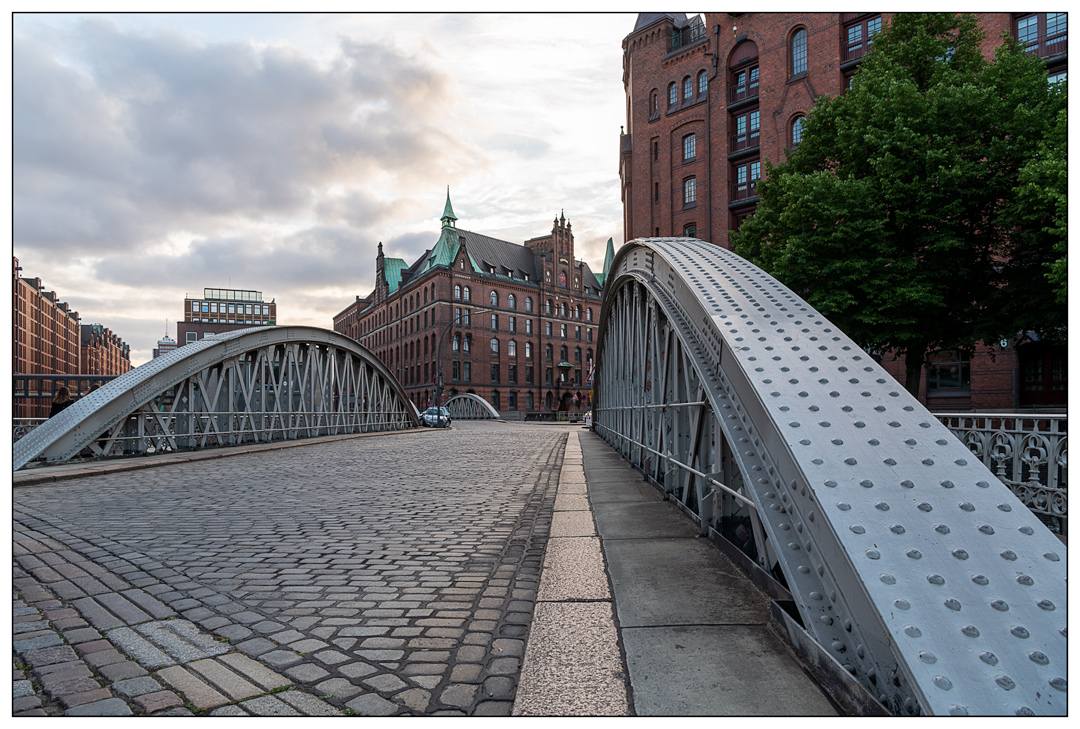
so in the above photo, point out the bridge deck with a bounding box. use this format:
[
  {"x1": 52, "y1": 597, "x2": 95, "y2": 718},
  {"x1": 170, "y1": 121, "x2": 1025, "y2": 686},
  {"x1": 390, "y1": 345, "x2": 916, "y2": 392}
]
[{"x1": 13, "y1": 422, "x2": 858, "y2": 717}]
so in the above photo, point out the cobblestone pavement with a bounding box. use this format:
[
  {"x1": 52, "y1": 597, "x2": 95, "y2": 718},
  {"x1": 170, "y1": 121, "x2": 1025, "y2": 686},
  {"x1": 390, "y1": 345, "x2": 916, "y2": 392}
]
[{"x1": 13, "y1": 422, "x2": 567, "y2": 716}]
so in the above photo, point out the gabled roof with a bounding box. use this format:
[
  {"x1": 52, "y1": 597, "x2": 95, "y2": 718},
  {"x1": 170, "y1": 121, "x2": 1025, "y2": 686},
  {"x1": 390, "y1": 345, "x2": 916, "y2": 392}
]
[
  {"x1": 383, "y1": 258, "x2": 408, "y2": 294},
  {"x1": 459, "y1": 229, "x2": 537, "y2": 280},
  {"x1": 633, "y1": 12, "x2": 688, "y2": 33}
]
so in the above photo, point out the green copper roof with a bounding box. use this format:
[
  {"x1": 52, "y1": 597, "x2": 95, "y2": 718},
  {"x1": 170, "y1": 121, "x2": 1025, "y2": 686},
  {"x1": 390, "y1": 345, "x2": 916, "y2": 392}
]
[
  {"x1": 383, "y1": 258, "x2": 408, "y2": 293},
  {"x1": 601, "y1": 238, "x2": 616, "y2": 283},
  {"x1": 441, "y1": 187, "x2": 457, "y2": 225}
]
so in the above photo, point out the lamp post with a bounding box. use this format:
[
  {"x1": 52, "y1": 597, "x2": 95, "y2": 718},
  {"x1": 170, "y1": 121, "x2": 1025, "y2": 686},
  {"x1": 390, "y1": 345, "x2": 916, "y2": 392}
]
[{"x1": 433, "y1": 311, "x2": 465, "y2": 428}]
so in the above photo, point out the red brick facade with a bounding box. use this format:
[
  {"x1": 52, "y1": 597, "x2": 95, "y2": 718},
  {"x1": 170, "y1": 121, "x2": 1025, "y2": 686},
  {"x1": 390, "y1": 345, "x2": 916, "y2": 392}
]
[
  {"x1": 80, "y1": 324, "x2": 133, "y2": 377},
  {"x1": 334, "y1": 205, "x2": 605, "y2": 417},
  {"x1": 621, "y1": 13, "x2": 1066, "y2": 411},
  {"x1": 178, "y1": 288, "x2": 277, "y2": 346}
]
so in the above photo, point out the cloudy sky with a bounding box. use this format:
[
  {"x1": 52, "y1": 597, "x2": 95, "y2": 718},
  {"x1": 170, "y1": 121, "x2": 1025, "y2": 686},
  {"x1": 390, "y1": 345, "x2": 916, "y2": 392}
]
[{"x1": 12, "y1": 12, "x2": 641, "y2": 365}]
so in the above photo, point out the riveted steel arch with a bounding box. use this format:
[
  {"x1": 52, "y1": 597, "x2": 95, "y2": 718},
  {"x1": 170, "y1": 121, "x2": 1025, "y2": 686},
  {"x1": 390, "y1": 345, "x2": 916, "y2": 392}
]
[
  {"x1": 594, "y1": 238, "x2": 1066, "y2": 716},
  {"x1": 14, "y1": 326, "x2": 420, "y2": 471},
  {"x1": 444, "y1": 393, "x2": 500, "y2": 420}
]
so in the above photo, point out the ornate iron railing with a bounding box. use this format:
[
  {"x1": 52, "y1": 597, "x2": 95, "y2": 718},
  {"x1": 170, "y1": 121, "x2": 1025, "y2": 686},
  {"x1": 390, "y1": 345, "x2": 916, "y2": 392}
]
[{"x1": 935, "y1": 413, "x2": 1067, "y2": 536}]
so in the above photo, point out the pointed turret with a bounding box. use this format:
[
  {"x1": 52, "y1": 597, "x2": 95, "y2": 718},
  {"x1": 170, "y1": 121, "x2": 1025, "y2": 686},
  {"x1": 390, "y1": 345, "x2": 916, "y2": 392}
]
[
  {"x1": 441, "y1": 187, "x2": 457, "y2": 228},
  {"x1": 600, "y1": 237, "x2": 616, "y2": 287}
]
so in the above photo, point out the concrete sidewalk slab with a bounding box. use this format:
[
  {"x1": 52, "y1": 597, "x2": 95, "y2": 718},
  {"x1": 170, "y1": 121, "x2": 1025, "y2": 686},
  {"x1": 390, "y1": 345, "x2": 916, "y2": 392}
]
[
  {"x1": 592, "y1": 500, "x2": 699, "y2": 539},
  {"x1": 604, "y1": 538, "x2": 771, "y2": 628},
  {"x1": 622, "y1": 624, "x2": 837, "y2": 716},
  {"x1": 584, "y1": 474, "x2": 662, "y2": 503}
]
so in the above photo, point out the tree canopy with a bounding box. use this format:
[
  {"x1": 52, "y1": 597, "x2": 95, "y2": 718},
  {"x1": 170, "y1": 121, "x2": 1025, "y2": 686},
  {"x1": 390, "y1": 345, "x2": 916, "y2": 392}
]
[{"x1": 732, "y1": 13, "x2": 1067, "y2": 395}]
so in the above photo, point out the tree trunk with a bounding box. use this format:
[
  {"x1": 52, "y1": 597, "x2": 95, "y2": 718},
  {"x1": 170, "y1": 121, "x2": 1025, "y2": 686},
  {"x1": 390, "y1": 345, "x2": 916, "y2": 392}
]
[{"x1": 904, "y1": 344, "x2": 926, "y2": 398}]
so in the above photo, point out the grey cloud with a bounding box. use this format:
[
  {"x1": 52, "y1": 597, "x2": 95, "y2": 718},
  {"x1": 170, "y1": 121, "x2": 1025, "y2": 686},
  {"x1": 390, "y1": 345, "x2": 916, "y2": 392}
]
[{"x1": 14, "y1": 18, "x2": 477, "y2": 256}]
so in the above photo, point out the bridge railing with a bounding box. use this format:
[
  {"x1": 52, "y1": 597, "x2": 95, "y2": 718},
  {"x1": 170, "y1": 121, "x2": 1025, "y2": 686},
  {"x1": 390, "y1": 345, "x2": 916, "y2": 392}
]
[{"x1": 934, "y1": 412, "x2": 1067, "y2": 537}]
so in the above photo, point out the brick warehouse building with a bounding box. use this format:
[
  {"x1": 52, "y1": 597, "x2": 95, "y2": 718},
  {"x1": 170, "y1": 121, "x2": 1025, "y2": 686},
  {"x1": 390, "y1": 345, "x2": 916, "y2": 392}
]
[
  {"x1": 80, "y1": 324, "x2": 133, "y2": 377},
  {"x1": 620, "y1": 12, "x2": 1066, "y2": 410},
  {"x1": 334, "y1": 193, "x2": 611, "y2": 417}
]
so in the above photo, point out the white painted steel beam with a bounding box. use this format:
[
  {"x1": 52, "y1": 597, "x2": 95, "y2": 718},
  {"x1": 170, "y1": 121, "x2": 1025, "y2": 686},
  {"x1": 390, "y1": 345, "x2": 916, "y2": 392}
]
[
  {"x1": 593, "y1": 238, "x2": 1066, "y2": 716},
  {"x1": 14, "y1": 326, "x2": 419, "y2": 471},
  {"x1": 444, "y1": 393, "x2": 500, "y2": 420}
]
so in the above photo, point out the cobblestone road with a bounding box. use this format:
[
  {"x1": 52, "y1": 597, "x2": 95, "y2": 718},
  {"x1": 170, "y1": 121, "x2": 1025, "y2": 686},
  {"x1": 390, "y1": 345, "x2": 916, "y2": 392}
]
[{"x1": 13, "y1": 422, "x2": 567, "y2": 716}]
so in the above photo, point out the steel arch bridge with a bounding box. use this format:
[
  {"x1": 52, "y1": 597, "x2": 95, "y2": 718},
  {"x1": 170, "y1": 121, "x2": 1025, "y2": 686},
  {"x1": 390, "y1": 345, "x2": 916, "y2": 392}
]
[
  {"x1": 593, "y1": 238, "x2": 1066, "y2": 717},
  {"x1": 14, "y1": 326, "x2": 419, "y2": 471},
  {"x1": 444, "y1": 393, "x2": 500, "y2": 420}
]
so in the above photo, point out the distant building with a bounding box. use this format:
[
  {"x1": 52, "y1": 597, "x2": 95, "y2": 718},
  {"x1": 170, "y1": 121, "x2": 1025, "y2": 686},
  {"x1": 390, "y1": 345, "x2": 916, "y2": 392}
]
[
  {"x1": 80, "y1": 324, "x2": 132, "y2": 377},
  {"x1": 334, "y1": 193, "x2": 612, "y2": 417},
  {"x1": 178, "y1": 288, "x2": 277, "y2": 346},
  {"x1": 619, "y1": 12, "x2": 1066, "y2": 410},
  {"x1": 153, "y1": 327, "x2": 178, "y2": 359},
  {"x1": 13, "y1": 256, "x2": 81, "y2": 377}
]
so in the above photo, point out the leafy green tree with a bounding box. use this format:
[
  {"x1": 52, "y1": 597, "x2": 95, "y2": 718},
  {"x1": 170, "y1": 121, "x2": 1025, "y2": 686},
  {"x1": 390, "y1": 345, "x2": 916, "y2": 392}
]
[{"x1": 733, "y1": 13, "x2": 1067, "y2": 395}]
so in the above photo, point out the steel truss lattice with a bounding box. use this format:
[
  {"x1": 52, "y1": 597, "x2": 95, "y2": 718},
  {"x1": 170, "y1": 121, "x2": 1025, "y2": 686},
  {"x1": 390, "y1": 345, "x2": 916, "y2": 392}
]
[
  {"x1": 14, "y1": 326, "x2": 419, "y2": 471},
  {"x1": 594, "y1": 238, "x2": 1066, "y2": 716},
  {"x1": 444, "y1": 393, "x2": 500, "y2": 420}
]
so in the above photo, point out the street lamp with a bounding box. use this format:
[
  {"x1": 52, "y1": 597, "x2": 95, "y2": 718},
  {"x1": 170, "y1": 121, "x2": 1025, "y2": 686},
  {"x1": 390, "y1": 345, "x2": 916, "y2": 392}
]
[{"x1": 432, "y1": 311, "x2": 466, "y2": 428}]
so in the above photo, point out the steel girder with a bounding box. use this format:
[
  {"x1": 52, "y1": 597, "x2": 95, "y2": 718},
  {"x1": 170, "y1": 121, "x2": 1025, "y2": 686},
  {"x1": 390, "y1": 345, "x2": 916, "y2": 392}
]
[
  {"x1": 444, "y1": 393, "x2": 500, "y2": 420},
  {"x1": 14, "y1": 326, "x2": 420, "y2": 471},
  {"x1": 593, "y1": 238, "x2": 1066, "y2": 716}
]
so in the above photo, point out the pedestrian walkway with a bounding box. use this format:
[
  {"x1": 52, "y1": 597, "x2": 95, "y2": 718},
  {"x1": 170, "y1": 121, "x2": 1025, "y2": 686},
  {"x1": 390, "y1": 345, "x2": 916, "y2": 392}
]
[{"x1": 515, "y1": 428, "x2": 840, "y2": 716}]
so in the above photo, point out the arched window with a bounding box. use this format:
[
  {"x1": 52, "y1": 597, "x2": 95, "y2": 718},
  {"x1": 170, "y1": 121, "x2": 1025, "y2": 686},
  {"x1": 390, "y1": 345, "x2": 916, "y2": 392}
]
[
  {"x1": 791, "y1": 28, "x2": 807, "y2": 76},
  {"x1": 453, "y1": 333, "x2": 460, "y2": 353},
  {"x1": 509, "y1": 340, "x2": 517, "y2": 357},
  {"x1": 454, "y1": 285, "x2": 461, "y2": 300},
  {"x1": 508, "y1": 294, "x2": 516, "y2": 310},
  {"x1": 650, "y1": 90, "x2": 658, "y2": 115},
  {"x1": 683, "y1": 133, "x2": 696, "y2": 161},
  {"x1": 587, "y1": 308, "x2": 593, "y2": 322},
  {"x1": 490, "y1": 291, "x2": 498, "y2": 307},
  {"x1": 791, "y1": 115, "x2": 806, "y2": 147},
  {"x1": 490, "y1": 338, "x2": 499, "y2": 354},
  {"x1": 684, "y1": 177, "x2": 697, "y2": 205},
  {"x1": 668, "y1": 82, "x2": 678, "y2": 106},
  {"x1": 525, "y1": 342, "x2": 532, "y2": 359},
  {"x1": 560, "y1": 345, "x2": 568, "y2": 361},
  {"x1": 682, "y1": 75, "x2": 693, "y2": 100},
  {"x1": 525, "y1": 297, "x2": 533, "y2": 313},
  {"x1": 575, "y1": 305, "x2": 581, "y2": 319},
  {"x1": 545, "y1": 344, "x2": 553, "y2": 361},
  {"x1": 431, "y1": 283, "x2": 436, "y2": 300},
  {"x1": 463, "y1": 287, "x2": 471, "y2": 301},
  {"x1": 587, "y1": 348, "x2": 593, "y2": 364},
  {"x1": 574, "y1": 347, "x2": 581, "y2": 364},
  {"x1": 558, "y1": 302, "x2": 565, "y2": 317},
  {"x1": 545, "y1": 299, "x2": 552, "y2": 315},
  {"x1": 698, "y1": 70, "x2": 708, "y2": 95},
  {"x1": 464, "y1": 335, "x2": 471, "y2": 353}
]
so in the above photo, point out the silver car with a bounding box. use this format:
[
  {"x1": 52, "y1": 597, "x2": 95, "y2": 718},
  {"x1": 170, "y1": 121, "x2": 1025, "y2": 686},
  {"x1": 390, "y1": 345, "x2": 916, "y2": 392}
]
[{"x1": 421, "y1": 407, "x2": 451, "y2": 427}]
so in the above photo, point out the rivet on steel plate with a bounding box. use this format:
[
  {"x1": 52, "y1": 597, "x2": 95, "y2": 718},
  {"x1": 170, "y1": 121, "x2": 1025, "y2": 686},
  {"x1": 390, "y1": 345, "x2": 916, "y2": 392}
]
[
  {"x1": 1019, "y1": 525, "x2": 1035, "y2": 535},
  {"x1": 979, "y1": 525, "x2": 995, "y2": 535},
  {"x1": 900, "y1": 480, "x2": 915, "y2": 488},
  {"x1": 861, "y1": 480, "x2": 875, "y2": 488},
  {"x1": 1016, "y1": 575, "x2": 1034, "y2": 586},
  {"x1": 906, "y1": 549, "x2": 922, "y2": 559},
  {"x1": 880, "y1": 574, "x2": 896, "y2": 584},
  {"x1": 944, "y1": 599, "x2": 962, "y2": 611},
  {"x1": 961, "y1": 625, "x2": 980, "y2": 638},
  {"x1": 959, "y1": 502, "x2": 976, "y2": 512},
  {"x1": 1029, "y1": 651, "x2": 1049, "y2": 665},
  {"x1": 895, "y1": 599, "x2": 911, "y2": 610},
  {"x1": 831, "y1": 438, "x2": 843, "y2": 445},
  {"x1": 1049, "y1": 677, "x2": 1066, "y2": 692},
  {"x1": 940, "y1": 480, "x2": 955, "y2": 488},
  {"x1": 980, "y1": 651, "x2": 999, "y2": 665},
  {"x1": 995, "y1": 675, "x2": 1016, "y2": 691},
  {"x1": 1043, "y1": 551, "x2": 1060, "y2": 561},
  {"x1": 971, "y1": 575, "x2": 989, "y2": 585},
  {"x1": 866, "y1": 549, "x2": 880, "y2": 559},
  {"x1": 928, "y1": 574, "x2": 945, "y2": 585},
  {"x1": 997, "y1": 503, "x2": 1012, "y2": 512},
  {"x1": 824, "y1": 480, "x2": 837, "y2": 488},
  {"x1": 936, "y1": 525, "x2": 951, "y2": 534},
  {"x1": 1001, "y1": 550, "x2": 1018, "y2": 560},
  {"x1": 1010, "y1": 626, "x2": 1030, "y2": 639},
  {"x1": 890, "y1": 524, "x2": 906, "y2": 534},
  {"x1": 904, "y1": 625, "x2": 921, "y2": 638},
  {"x1": 831, "y1": 641, "x2": 846, "y2": 653},
  {"x1": 854, "y1": 421, "x2": 866, "y2": 428},
  {"x1": 991, "y1": 599, "x2": 1009, "y2": 612},
  {"x1": 917, "y1": 502, "x2": 933, "y2": 512},
  {"x1": 1016, "y1": 706, "x2": 1036, "y2": 716},
  {"x1": 922, "y1": 458, "x2": 935, "y2": 466},
  {"x1": 838, "y1": 502, "x2": 851, "y2": 511},
  {"x1": 868, "y1": 438, "x2": 880, "y2": 445},
  {"x1": 876, "y1": 502, "x2": 890, "y2": 511},
  {"x1": 976, "y1": 480, "x2": 990, "y2": 488},
  {"x1": 850, "y1": 525, "x2": 865, "y2": 533},
  {"x1": 948, "y1": 706, "x2": 969, "y2": 716},
  {"x1": 933, "y1": 676, "x2": 953, "y2": 690},
  {"x1": 883, "y1": 458, "x2": 897, "y2": 465},
  {"x1": 845, "y1": 458, "x2": 858, "y2": 465}
]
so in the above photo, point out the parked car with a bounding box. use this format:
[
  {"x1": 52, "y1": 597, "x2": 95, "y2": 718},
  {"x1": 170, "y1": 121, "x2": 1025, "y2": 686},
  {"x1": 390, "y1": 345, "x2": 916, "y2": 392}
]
[{"x1": 421, "y1": 407, "x2": 452, "y2": 427}]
